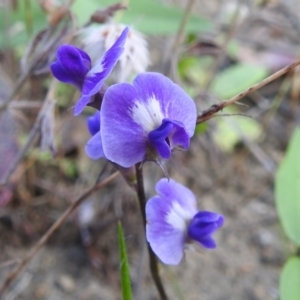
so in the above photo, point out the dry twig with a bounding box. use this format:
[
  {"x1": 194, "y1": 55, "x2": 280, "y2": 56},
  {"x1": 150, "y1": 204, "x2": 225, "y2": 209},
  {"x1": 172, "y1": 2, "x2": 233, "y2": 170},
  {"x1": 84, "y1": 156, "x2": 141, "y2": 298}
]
[
  {"x1": 196, "y1": 60, "x2": 300, "y2": 124},
  {"x1": 0, "y1": 80, "x2": 58, "y2": 186},
  {"x1": 0, "y1": 171, "x2": 120, "y2": 298}
]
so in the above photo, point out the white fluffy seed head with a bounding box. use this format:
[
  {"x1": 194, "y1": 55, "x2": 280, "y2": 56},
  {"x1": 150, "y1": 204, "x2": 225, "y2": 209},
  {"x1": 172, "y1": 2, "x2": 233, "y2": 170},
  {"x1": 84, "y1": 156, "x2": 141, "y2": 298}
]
[{"x1": 79, "y1": 22, "x2": 150, "y2": 82}]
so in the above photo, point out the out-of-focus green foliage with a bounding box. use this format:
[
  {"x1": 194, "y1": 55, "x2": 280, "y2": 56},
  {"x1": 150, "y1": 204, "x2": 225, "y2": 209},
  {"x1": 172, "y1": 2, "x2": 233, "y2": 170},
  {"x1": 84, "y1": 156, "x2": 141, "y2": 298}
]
[
  {"x1": 195, "y1": 123, "x2": 208, "y2": 135},
  {"x1": 0, "y1": 0, "x2": 47, "y2": 48},
  {"x1": 1, "y1": 0, "x2": 212, "y2": 49},
  {"x1": 178, "y1": 56, "x2": 215, "y2": 89},
  {"x1": 275, "y1": 127, "x2": 300, "y2": 246},
  {"x1": 211, "y1": 63, "x2": 268, "y2": 99},
  {"x1": 55, "y1": 82, "x2": 76, "y2": 108},
  {"x1": 225, "y1": 40, "x2": 240, "y2": 58},
  {"x1": 72, "y1": 0, "x2": 212, "y2": 34},
  {"x1": 117, "y1": 222, "x2": 132, "y2": 300},
  {"x1": 28, "y1": 148, "x2": 52, "y2": 162},
  {"x1": 212, "y1": 107, "x2": 262, "y2": 153},
  {"x1": 60, "y1": 158, "x2": 78, "y2": 178},
  {"x1": 280, "y1": 257, "x2": 300, "y2": 300}
]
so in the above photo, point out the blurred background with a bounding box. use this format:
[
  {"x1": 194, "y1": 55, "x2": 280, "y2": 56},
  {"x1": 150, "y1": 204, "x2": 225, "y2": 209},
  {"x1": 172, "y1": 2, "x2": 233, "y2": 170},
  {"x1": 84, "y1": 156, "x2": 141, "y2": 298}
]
[{"x1": 0, "y1": 0, "x2": 300, "y2": 299}]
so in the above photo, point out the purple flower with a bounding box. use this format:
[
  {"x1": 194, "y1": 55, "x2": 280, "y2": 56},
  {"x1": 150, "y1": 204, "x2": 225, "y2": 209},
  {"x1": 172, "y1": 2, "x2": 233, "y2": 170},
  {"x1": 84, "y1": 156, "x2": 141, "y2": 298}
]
[
  {"x1": 50, "y1": 27, "x2": 129, "y2": 116},
  {"x1": 85, "y1": 111, "x2": 104, "y2": 160},
  {"x1": 97, "y1": 72, "x2": 197, "y2": 167},
  {"x1": 146, "y1": 178, "x2": 224, "y2": 265}
]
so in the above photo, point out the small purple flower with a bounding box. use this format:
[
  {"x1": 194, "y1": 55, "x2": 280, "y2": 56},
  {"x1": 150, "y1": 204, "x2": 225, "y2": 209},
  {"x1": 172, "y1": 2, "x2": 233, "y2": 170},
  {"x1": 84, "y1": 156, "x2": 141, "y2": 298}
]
[
  {"x1": 85, "y1": 111, "x2": 104, "y2": 160},
  {"x1": 50, "y1": 27, "x2": 129, "y2": 116},
  {"x1": 97, "y1": 72, "x2": 197, "y2": 167},
  {"x1": 146, "y1": 178, "x2": 224, "y2": 265}
]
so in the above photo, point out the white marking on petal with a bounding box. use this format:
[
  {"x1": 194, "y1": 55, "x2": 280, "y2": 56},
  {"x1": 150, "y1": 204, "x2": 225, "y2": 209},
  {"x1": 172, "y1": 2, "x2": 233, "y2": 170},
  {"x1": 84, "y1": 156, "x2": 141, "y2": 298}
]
[
  {"x1": 131, "y1": 97, "x2": 164, "y2": 132},
  {"x1": 87, "y1": 59, "x2": 104, "y2": 76},
  {"x1": 166, "y1": 201, "x2": 194, "y2": 232}
]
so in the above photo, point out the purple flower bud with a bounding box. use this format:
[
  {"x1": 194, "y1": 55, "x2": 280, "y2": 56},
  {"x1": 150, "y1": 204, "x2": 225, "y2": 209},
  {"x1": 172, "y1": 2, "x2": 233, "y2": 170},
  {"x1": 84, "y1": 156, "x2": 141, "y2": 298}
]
[
  {"x1": 85, "y1": 110, "x2": 104, "y2": 159},
  {"x1": 87, "y1": 111, "x2": 100, "y2": 136}
]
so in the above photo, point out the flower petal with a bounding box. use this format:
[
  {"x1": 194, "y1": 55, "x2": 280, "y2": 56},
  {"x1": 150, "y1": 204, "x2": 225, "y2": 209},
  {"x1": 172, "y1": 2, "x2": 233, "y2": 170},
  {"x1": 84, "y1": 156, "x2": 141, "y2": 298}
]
[
  {"x1": 133, "y1": 73, "x2": 197, "y2": 137},
  {"x1": 51, "y1": 45, "x2": 91, "y2": 89},
  {"x1": 148, "y1": 120, "x2": 173, "y2": 159},
  {"x1": 168, "y1": 119, "x2": 190, "y2": 149},
  {"x1": 101, "y1": 83, "x2": 147, "y2": 167},
  {"x1": 81, "y1": 27, "x2": 129, "y2": 97},
  {"x1": 148, "y1": 119, "x2": 190, "y2": 158},
  {"x1": 146, "y1": 178, "x2": 198, "y2": 265},
  {"x1": 196, "y1": 236, "x2": 217, "y2": 249},
  {"x1": 156, "y1": 178, "x2": 197, "y2": 216},
  {"x1": 87, "y1": 111, "x2": 100, "y2": 136},
  {"x1": 85, "y1": 131, "x2": 105, "y2": 159},
  {"x1": 146, "y1": 195, "x2": 185, "y2": 265},
  {"x1": 188, "y1": 211, "x2": 224, "y2": 249},
  {"x1": 74, "y1": 95, "x2": 92, "y2": 116}
]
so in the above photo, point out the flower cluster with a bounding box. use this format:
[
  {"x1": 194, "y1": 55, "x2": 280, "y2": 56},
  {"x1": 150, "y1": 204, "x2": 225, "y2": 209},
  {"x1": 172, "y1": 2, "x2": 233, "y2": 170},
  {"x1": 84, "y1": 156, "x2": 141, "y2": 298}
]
[{"x1": 51, "y1": 25, "x2": 224, "y2": 265}]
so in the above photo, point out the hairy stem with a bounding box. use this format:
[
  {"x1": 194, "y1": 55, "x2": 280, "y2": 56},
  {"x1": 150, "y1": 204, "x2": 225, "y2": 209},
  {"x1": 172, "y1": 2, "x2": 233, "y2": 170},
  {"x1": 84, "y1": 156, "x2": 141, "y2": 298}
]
[{"x1": 135, "y1": 163, "x2": 169, "y2": 300}]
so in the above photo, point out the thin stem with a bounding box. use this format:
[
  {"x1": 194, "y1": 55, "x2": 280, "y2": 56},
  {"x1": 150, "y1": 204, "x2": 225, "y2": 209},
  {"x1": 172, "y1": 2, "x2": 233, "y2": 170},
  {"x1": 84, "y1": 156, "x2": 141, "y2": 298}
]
[
  {"x1": 168, "y1": 0, "x2": 196, "y2": 82},
  {"x1": 172, "y1": 0, "x2": 196, "y2": 50},
  {"x1": 0, "y1": 80, "x2": 58, "y2": 186},
  {"x1": 135, "y1": 164, "x2": 147, "y2": 227},
  {"x1": 135, "y1": 163, "x2": 169, "y2": 300},
  {"x1": 0, "y1": 171, "x2": 120, "y2": 298},
  {"x1": 0, "y1": 70, "x2": 32, "y2": 113},
  {"x1": 203, "y1": 3, "x2": 241, "y2": 91},
  {"x1": 196, "y1": 59, "x2": 300, "y2": 124}
]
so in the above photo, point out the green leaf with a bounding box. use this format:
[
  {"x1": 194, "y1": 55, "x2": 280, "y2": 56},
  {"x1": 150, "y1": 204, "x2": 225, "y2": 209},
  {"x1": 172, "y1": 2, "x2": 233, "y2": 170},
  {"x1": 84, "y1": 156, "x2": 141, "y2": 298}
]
[
  {"x1": 211, "y1": 63, "x2": 268, "y2": 99},
  {"x1": 212, "y1": 107, "x2": 262, "y2": 153},
  {"x1": 117, "y1": 222, "x2": 132, "y2": 300},
  {"x1": 72, "y1": 0, "x2": 212, "y2": 34},
  {"x1": 195, "y1": 123, "x2": 208, "y2": 135},
  {"x1": 275, "y1": 127, "x2": 300, "y2": 246},
  {"x1": 280, "y1": 257, "x2": 300, "y2": 300}
]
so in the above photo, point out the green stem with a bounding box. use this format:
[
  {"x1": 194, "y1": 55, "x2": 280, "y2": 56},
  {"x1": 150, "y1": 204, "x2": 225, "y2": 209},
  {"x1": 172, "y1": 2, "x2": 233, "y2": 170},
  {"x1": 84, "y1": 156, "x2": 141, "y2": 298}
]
[{"x1": 135, "y1": 163, "x2": 169, "y2": 300}]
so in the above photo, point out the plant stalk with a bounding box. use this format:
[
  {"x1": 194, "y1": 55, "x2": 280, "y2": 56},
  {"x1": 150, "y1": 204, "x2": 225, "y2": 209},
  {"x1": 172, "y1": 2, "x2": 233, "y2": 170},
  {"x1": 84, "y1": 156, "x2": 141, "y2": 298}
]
[{"x1": 135, "y1": 163, "x2": 169, "y2": 300}]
